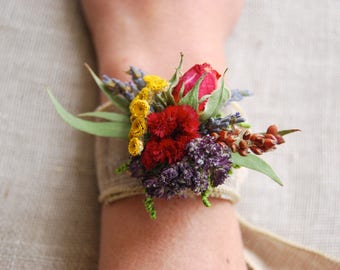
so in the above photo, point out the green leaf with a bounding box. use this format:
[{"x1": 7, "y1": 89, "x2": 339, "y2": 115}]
[
  {"x1": 178, "y1": 82, "x2": 186, "y2": 100},
  {"x1": 199, "y1": 94, "x2": 210, "y2": 103},
  {"x1": 84, "y1": 64, "x2": 130, "y2": 114},
  {"x1": 79, "y1": 111, "x2": 130, "y2": 123},
  {"x1": 168, "y1": 52, "x2": 184, "y2": 87},
  {"x1": 178, "y1": 73, "x2": 206, "y2": 111},
  {"x1": 48, "y1": 90, "x2": 129, "y2": 138},
  {"x1": 231, "y1": 152, "x2": 283, "y2": 186},
  {"x1": 238, "y1": 122, "x2": 251, "y2": 128},
  {"x1": 199, "y1": 69, "x2": 230, "y2": 121},
  {"x1": 164, "y1": 53, "x2": 184, "y2": 106},
  {"x1": 278, "y1": 129, "x2": 301, "y2": 136}
]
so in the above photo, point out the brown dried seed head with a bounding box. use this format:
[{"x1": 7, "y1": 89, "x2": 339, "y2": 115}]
[
  {"x1": 239, "y1": 140, "x2": 248, "y2": 150},
  {"x1": 217, "y1": 141, "x2": 227, "y2": 147},
  {"x1": 264, "y1": 133, "x2": 277, "y2": 141},
  {"x1": 225, "y1": 136, "x2": 236, "y2": 147},
  {"x1": 276, "y1": 135, "x2": 285, "y2": 144},
  {"x1": 264, "y1": 139, "x2": 276, "y2": 150},
  {"x1": 250, "y1": 146, "x2": 264, "y2": 155},
  {"x1": 219, "y1": 130, "x2": 228, "y2": 140},
  {"x1": 231, "y1": 144, "x2": 238, "y2": 153},
  {"x1": 211, "y1": 132, "x2": 219, "y2": 140},
  {"x1": 250, "y1": 133, "x2": 264, "y2": 142},
  {"x1": 243, "y1": 130, "x2": 251, "y2": 140},
  {"x1": 249, "y1": 133, "x2": 258, "y2": 141},
  {"x1": 254, "y1": 137, "x2": 265, "y2": 147},
  {"x1": 238, "y1": 148, "x2": 249, "y2": 156},
  {"x1": 267, "y1": 125, "x2": 278, "y2": 135}
]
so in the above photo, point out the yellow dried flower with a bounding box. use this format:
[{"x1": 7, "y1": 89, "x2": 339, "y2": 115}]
[
  {"x1": 129, "y1": 117, "x2": 147, "y2": 138},
  {"x1": 144, "y1": 75, "x2": 168, "y2": 93},
  {"x1": 129, "y1": 98, "x2": 150, "y2": 117},
  {"x1": 128, "y1": 137, "x2": 144, "y2": 156},
  {"x1": 130, "y1": 114, "x2": 137, "y2": 122},
  {"x1": 137, "y1": 87, "x2": 152, "y2": 102}
]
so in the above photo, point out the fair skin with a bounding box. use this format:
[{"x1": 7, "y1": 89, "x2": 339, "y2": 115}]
[{"x1": 81, "y1": 1, "x2": 247, "y2": 269}]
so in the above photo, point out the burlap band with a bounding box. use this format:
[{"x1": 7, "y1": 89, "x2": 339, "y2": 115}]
[{"x1": 239, "y1": 218, "x2": 340, "y2": 270}]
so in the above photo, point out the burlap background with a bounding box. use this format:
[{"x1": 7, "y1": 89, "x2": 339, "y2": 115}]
[
  {"x1": 227, "y1": 1, "x2": 340, "y2": 258},
  {"x1": 0, "y1": 0, "x2": 339, "y2": 269}
]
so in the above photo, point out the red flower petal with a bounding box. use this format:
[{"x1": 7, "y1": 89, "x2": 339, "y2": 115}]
[
  {"x1": 172, "y1": 63, "x2": 221, "y2": 111},
  {"x1": 141, "y1": 105, "x2": 201, "y2": 170}
]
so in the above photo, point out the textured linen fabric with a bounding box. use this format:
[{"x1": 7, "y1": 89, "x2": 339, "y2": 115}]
[
  {"x1": 0, "y1": 0, "x2": 339, "y2": 270},
  {"x1": 0, "y1": 1, "x2": 100, "y2": 269},
  {"x1": 226, "y1": 0, "x2": 340, "y2": 259}
]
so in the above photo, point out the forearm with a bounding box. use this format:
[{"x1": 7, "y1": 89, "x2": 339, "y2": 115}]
[
  {"x1": 81, "y1": 1, "x2": 246, "y2": 269},
  {"x1": 82, "y1": 0, "x2": 243, "y2": 77},
  {"x1": 101, "y1": 196, "x2": 245, "y2": 270}
]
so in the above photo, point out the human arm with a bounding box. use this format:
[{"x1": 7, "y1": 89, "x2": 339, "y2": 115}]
[{"x1": 81, "y1": 1, "x2": 246, "y2": 269}]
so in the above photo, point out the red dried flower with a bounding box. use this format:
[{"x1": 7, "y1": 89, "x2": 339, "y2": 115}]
[
  {"x1": 141, "y1": 141, "x2": 164, "y2": 170},
  {"x1": 172, "y1": 63, "x2": 221, "y2": 111},
  {"x1": 147, "y1": 108, "x2": 177, "y2": 139},
  {"x1": 159, "y1": 138, "x2": 184, "y2": 164},
  {"x1": 142, "y1": 105, "x2": 200, "y2": 170}
]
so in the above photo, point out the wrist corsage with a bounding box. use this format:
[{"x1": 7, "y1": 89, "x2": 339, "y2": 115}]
[{"x1": 48, "y1": 54, "x2": 299, "y2": 219}]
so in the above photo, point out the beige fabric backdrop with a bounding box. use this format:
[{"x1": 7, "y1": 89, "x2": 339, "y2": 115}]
[
  {"x1": 0, "y1": 1, "x2": 99, "y2": 269},
  {"x1": 0, "y1": 0, "x2": 338, "y2": 269},
  {"x1": 227, "y1": 1, "x2": 340, "y2": 258}
]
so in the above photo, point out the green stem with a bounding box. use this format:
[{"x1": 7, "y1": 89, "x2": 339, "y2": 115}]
[
  {"x1": 154, "y1": 93, "x2": 167, "y2": 107},
  {"x1": 144, "y1": 196, "x2": 157, "y2": 220},
  {"x1": 201, "y1": 186, "x2": 212, "y2": 207}
]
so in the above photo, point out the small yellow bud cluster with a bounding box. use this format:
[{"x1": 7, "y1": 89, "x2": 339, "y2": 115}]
[
  {"x1": 128, "y1": 98, "x2": 148, "y2": 156},
  {"x1": 143, "y1": 75, "x2": 168, "y2": 93},
  {"x1": 128, "y1": 74, "x2": 168, "y2": 156}
]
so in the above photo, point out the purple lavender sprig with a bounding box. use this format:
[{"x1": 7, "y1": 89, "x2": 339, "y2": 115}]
[
  {"x1": 227, "y1": 89, "x2": 252, "y2": 104},
  {"x1": 102, "y1": 66, "x2": 146, "y2": 102},
  {"x1": 137, "y1": 135, "x2": 232, "y2": 200},
  {"x1": 186, "y1": 135, "x2": 232, "y2": 188},
  {"x1": 127, "y1": 66, "x2": 146, "y2": 90},
  {"x1": 200, "y1": 112, "x2": 246, "y2": 135}
]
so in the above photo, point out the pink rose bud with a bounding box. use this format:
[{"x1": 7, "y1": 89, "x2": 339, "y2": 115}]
[{"x1": 173, "y1": 63, "x2": 221, "y2": 111}]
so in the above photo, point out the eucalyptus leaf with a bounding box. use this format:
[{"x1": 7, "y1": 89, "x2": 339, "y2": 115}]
[
  {"x1": 231, "y1": 152, "x2": 283, "y2": 186},
  {"x1": 79, "y1": 111, "x2": 130, "y2": 123},
  {"x1": 178, "y1": 73, "x2": 206, "y2": 111},
  {"x1": 178, "y1": 82, "x2": 186, "y2": 100},
  {"x1": 48, "y1": 90, "x2": 129, "y2": 138},
  {"x1": 278, "y1": 129, "x2": 301, "y2": 136},
  {"x1": 199, "y1": 69, "x2": 230, "y2": 121},
  {"x1": 84, "y1": 64, "x2": 130, "y2": 114},
  {"x1": 168, "y1": 52, "x2": 184, "y2": 88}
]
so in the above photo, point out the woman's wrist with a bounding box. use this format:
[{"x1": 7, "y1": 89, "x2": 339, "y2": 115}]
[{"x1": 100, "y1": 196, "x2": 246, "y2": 270}]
